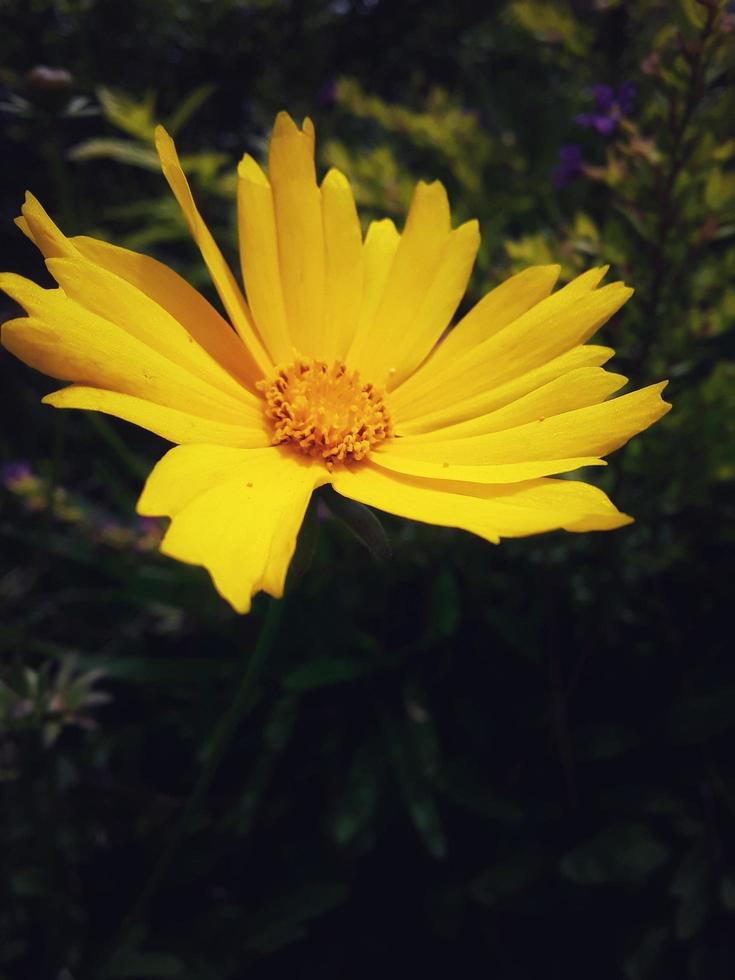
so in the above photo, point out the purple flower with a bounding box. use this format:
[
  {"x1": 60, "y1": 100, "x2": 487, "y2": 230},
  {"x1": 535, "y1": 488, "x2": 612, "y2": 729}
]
[
  {"x1": 575, "y1": 82, "x2": 635, "y2": 136},
  {"x1": 2, "y1": 459, "x2": 32, "y2": 481},
  {"x1": 553, "y1": 144, "x2": 584, "y2": 187},
  {"x1": 592, "y1": 84, "x2": 615, "y2": 111}
]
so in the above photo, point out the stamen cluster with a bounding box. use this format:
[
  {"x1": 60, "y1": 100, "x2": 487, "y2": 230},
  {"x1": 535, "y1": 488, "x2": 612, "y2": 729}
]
[{"x1": 258, "y1": 358, "x2": 392, "y2": 467}]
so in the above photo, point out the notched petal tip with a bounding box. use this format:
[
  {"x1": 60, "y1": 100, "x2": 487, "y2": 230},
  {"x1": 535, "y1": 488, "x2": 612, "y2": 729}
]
[
  {"x1": 272, "y1": 110, "x2": 314, "y2": 143},
  {"x1": 273, "y1": 109, "x2": 298, "y2": 129},
  {"x1": 654, "y1": 379, "x2": 673, "y2": 414}
]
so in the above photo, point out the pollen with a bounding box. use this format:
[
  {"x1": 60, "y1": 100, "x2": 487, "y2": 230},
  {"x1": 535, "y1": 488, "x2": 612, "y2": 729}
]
[{"x1": 258, "y1": 358, "x2": 392, "y2": 468}]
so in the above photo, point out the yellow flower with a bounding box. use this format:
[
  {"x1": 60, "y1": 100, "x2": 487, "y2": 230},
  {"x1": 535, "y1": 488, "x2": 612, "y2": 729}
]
[{"x1": 0, "y1": 112, "x2": 670, "y2": 613}]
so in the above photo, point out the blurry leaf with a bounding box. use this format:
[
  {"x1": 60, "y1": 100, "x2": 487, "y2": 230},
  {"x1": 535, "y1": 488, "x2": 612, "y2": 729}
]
[
  {"x1": 668, "y1": 686, "x2": 735, "y2": 744},
  {"x1": 332, "y1": 739, "x2": 384, "y2": 847},
  {"x1": 282, "y1": 657, "x2": 376, "y2": 691},
  {"x1": 560, "y1": 822, "x2": 670, "y2": 884},
  {"x1": 422, "y1": 569, "x2": 460, "y2": 642},
  {"x1": 322, "y1": 489, "x2": 391, "y2": 562},
  {"x1": 243, "y1": 883, "x2": 348, "y2": 955},
  {"x1": 10, "y1": 868, "x2": 46, "y2": 897},
  {"x1": 679, "y1": 0, "x2": 709, "y2": 29},
  {"x1": 470, "y1": 847, "x2": 549, "y2": 906},
  {"x1": 381, "y1": 708, "x2": 447, "y2": 859},
  {"x1": 97, "y1": 86, "x2": 157, "y2": 140},
  {"x1": 165, "y1": 84, "x2": 216, "y2": 136},
  {"x1": 437, "y1": 759, "x2": 524, "y2": 823},
  {"x1": 508, "y1": 0, "x2": 593, "y2": 55},
  {"x1": 68, "y1": 138, "x2": 161, "y2": 170},
  {"x1": 404, "y1": 683, "x2": 440, "y2": 779},
  {"x1": 235, "y1": 695, "x2": 299, "y2": 835},
  {"x1": 623, "y1": 926, "x2": 670, "y2": 980},
  {"x1": 720, "y1": 876, "x2": 735, "y2": 910},
  {"x1": 576, "y1": 724, "x2": 640, "y2": 760},
  {"x1": 101, "y1": 950, "x2": 184, "y2": 978},
  {"x1": 671, "y1": 841, "x2": 710, "y2": 940},
  {"x1": 75, "y1": 655, "x2": 231, "y2": 686}
]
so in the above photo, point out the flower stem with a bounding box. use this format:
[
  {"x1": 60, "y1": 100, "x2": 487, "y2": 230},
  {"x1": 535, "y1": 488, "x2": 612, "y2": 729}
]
[{"x1": 93, "y1": 597, "x2": 284, "y2": 976}]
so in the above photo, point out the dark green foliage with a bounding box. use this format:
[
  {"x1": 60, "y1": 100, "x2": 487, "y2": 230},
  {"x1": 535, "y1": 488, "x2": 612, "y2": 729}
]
[{"x1": 1, "y1": 1, "x2": 734, "y2": 978}]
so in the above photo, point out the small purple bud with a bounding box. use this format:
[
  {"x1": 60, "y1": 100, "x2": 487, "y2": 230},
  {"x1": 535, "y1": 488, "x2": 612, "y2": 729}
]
[
  {"x1": 592, "y1": 84, "x2": 615, "y2": 111},
  {"x1": 594, "y1": 115, "x2": 618, "y2": 135}
]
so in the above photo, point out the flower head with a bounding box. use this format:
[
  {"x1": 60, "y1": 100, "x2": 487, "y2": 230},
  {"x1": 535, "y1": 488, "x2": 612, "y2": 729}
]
[{"x1": 0, "y1": 111, "x2": 670, "y2": 613}]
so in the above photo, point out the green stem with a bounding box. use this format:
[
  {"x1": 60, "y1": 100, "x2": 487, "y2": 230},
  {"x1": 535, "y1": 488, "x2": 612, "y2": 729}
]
[
  {"x1": 84, "y1": 412, "x2": 150, "y2": 483},
  {"x1": 93, "y1": 597, "x2": 284, "y2": 976}
]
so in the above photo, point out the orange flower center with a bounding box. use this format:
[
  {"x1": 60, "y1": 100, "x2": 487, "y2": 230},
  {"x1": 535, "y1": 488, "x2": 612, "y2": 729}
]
[{"x1": 258, "y1": 358, "x2": 392, "y2": 468}]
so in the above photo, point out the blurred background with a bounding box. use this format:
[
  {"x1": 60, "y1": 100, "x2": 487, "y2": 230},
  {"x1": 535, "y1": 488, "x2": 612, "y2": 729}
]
[{"x1": 1, "y1": 1, "x2": 734, "y2": 977}]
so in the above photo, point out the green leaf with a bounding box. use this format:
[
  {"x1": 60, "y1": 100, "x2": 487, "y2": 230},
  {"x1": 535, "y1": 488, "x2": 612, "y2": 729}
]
[
  {"x1": 321, "y1": 488, "x2": 391, "y2": 561},
  {"x1": 381, "y1": 708, "x2": 447, "y2": 859},
  {"x1": 243, "y1": 884, "x2": 348, "y2": 955},
  {"x1": 437, "y1": 759, "x2": 524, "y2": 823},
  {"x1": 668, "y1": 686, "x2": 735, "y2": 743},
  {"x1": 332, "y1": 739, "x2": 384, "y2": 847},
  {"x1": 622, "y1": 926, "x2": 669, "y2": 980},
  {"x1": 283, "y1": 657, "x2": 375, "y2": 691},
  {"x1": 101, "y1": 951, "x2": 184, "y2": 978},
  {"x1": 68, "y1": 138, "x2": 161, "y2": 170},
  {"x1": 96, "y1": 86, "x2": 157, "y2": 140},
  {"x1": 576, "y1": 724, "x2": 640, "y2": 760},
  {"x1": 75, "y1": 655, "x2": 231, "y2": 686},
  {"x1": 671, "y1": 841, "x2": 710, "y2": 940},
  {"x1": 470, "y1": 848, "x2": 549, "y2": 906},
  {"x1": 423, "y1": 569, "x2": 460, "y2": 642},
  {"x1": 720, "y1": 876, "x2": 735, "y2": 910},
  {"x1": 165, "y1": 84, "x2": 217, "y2": 136},
  {"x1": 560, "y1": 822, "x2": 670, "y2": 885}
]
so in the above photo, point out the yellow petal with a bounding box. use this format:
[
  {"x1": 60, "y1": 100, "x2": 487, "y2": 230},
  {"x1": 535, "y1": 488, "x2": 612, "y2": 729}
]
[
  {"x1": 138, "y1": 445, "x2": 329, "y2": 613},
  {"x1": 400, "y1": 366, "x2": 628, "y2": 441},
  {"x1": 347, "y1": 180, "x2": 451, "y2": 383},
  {"x1": 236, "y1": 154, "x2": 293, "y2": 364},
  {"x1": 267, "y1": 112, "x2": 325, "y2": 357},
  {"x1": 0, "y1": 277, "x2": 260, "y2": 425},
  {"x1": 332, "y1": 464, "x2": 632, "y2": 542},
  {"x1": 386, "y1": 219, "x2": 480, "y2": 390},
  {"x1": 14, "y1": 193, "x2": 256, "y2": 392},
  {"x1": 345, "y1": 218, "x2": 400, "y2": 370},
  {"x1": 15, "y1": 192, "x2": 78, "y2": 259},
  {"x1": 320, "y1": 168, "x2": 364, "y2": 361},
  {"x1": 391, "y1": 278, "x2": 633, "y2": 420},
  {"x1": 45, "y1": 257, "x2": 260, "y2": 410},
  {"x1": 154, "y1": 125, "x2": 272, "y2": 379},
  {"x1": 394, "y1": 344, "x2": 615, "y2": 435},
  {"x1": 371, "y1": 452, "x2": 605, "y2": 484},
  {"x1": 387, "y1": 382, "x2": 671, "y2": 466},
  {"x1": 425, "y1": 264, "x2": 562, "y2": 369},
  {"x1": 44, "y1": 386, "x2": 270, "y2": 447},
  {"x1": 72, "y1": 234, "x2": 255, "y2": 390}
]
